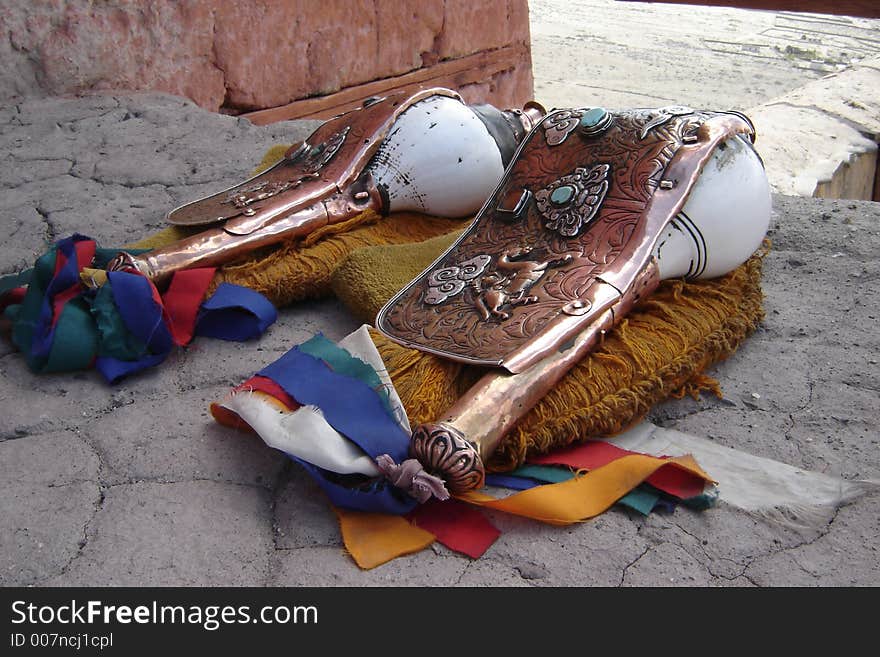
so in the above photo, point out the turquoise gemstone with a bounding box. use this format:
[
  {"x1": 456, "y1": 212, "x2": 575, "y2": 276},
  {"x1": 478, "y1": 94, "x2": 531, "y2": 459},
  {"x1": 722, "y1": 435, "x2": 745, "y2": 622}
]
[
  {"x1": 550, "y1": 185, "x2": 575, "y2": 205},
  {"x1": 580, "y1": 107, "x2": 608, "y2": 129}
]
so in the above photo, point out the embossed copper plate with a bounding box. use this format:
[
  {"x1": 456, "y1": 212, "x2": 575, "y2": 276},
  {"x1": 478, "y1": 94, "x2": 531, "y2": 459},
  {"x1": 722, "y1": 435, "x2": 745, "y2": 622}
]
[
  {"x1": 377, "y1": 107, "x2": 754, "y2": 373},
  {"x1": 166, "y1": 88, "x2": 462, "y2": 227}
]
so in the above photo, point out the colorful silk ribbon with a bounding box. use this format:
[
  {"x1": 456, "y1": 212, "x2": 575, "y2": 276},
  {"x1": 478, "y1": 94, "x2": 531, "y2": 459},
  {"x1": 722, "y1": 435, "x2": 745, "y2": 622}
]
[
  {"x1": 214, "y1": 330, "x2": 717, "y2": 570},
  {"x1": 1, "y1": 234, "x2": 277, "y2": 382}
]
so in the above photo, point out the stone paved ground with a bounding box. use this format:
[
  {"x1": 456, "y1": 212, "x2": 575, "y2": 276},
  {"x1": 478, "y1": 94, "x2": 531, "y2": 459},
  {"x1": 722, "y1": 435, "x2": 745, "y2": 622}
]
[{"x1": 1, "y1": 93, "x2": 877, "y2": 586}]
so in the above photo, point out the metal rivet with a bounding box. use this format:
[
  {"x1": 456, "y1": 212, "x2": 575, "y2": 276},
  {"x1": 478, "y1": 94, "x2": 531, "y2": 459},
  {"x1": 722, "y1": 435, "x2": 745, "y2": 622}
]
[
  {"x1": 562, "y1": 299, "x2": 592, "y2": 316},
  {"x1": 659, "y1": 180, "x2": 675, "y2": 190}
]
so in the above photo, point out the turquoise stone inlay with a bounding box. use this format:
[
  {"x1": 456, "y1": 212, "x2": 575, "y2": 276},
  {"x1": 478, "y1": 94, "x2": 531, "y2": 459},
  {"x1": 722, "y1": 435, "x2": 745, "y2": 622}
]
[
  {"x1": 550, "y1": 185, "x2": 575, "y2": 205},
  {"x1": 580, "y1": 107, "x2": 608, "y2": 129}
]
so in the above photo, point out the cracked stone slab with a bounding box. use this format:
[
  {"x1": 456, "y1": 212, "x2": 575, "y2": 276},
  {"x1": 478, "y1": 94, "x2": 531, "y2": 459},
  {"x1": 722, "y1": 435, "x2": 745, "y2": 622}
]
[
  {"x1": 83, "y1": 385, "x2": 287, "y2": 487},
  {"x1": 0, "y1": 430, "x2": 101, "y2": 585},
  {"x1": 45, "y1": 480, "x2": 274, "y2": 587},
  {"x1": 270, "y1": 545, "x2": 470, "y2": 587},
  {"x1": 0, "y1": 92, "x2": 317, "y2": 276},
  {"x1": 743, "y1": 493, "x2": 880, "y2": 586},
  {"x1": 273, "y1": 469, "x2": 344, "y2": 551},
  {"x1": 620, "y1": 542, "x2": 713, "y2": 586}
]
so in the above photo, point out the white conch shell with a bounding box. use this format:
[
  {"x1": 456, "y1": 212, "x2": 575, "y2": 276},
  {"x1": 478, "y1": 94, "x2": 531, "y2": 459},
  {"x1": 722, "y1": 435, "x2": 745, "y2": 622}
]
[
  {"x1": 367, "y1": 96, "x2": 506, "y2": 217},
  {"x1": 654, "y1": 134, "x2": 772, "y2": 280}
]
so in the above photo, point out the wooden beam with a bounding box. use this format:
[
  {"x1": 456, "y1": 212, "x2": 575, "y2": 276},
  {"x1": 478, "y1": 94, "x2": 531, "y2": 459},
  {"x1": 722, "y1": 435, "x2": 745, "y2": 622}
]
[
  {"x1": 618, "y1": 1, "x2": 880, "y2": 19},
  {"x1": 240, "y1": 44, "x2": 529, "y2": 125}
]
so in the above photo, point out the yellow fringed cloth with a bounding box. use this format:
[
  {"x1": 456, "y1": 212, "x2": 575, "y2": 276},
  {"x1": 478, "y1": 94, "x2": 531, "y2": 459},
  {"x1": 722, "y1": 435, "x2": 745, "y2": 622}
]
[{"x1": 333, "y1": 239, "x2": 769, "y2": 472}]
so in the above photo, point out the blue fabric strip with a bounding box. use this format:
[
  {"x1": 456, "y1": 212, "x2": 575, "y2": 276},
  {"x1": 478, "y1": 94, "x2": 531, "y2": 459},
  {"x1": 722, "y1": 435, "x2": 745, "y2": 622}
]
[
  {"x1": 259, "y1": 347, "x2": 410, "y2": 464},
  {"x1": 295, "y1": 458, "x2": 416, "y2": 515},
  {"x1": 196, "y1": 282, "x2": 277, "y2": 341},
  {"x1": 485, "y1": 474, "x2": 541, "y2": 491},
  {"x1": 258, "y1": 344, "x2": 417, "y2": 514},
  {"x1": 107, "y1": 271, "x2": 174, "y2": 354},
  {"x1": 31, "y1": 235, "x2": 92, "y2": 359}
]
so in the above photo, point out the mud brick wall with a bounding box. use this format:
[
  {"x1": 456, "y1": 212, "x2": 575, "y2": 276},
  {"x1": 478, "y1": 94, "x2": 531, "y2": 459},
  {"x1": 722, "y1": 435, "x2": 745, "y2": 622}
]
[{"x1": 0, "y1": 0, "x2": 535, "y2": 120}]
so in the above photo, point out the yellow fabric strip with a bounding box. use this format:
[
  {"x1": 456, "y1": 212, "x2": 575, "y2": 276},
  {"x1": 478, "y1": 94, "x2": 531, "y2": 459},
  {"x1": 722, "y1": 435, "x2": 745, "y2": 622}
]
[
  {"x1": 456, "y1": 454, "x2": 714, "y2": 526},
  {"x1": 334, "y1": 507, "x2": 435, "y2": 570}
]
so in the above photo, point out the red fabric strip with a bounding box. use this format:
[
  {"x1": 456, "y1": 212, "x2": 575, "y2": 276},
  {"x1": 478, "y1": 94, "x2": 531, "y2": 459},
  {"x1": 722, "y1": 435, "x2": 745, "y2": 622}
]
[
  {"x1": 161, "y1": 267, "x2": 216, "y2": 345},
  {"x1": 408, "y1": 498, "x2": 501, "y2": 559},
  {"x1": 50, "y1": 240, "x2": 96, "y2": 329},
  {"x1": 235, "y1": 375, "x2": 301, "y2": 412},
  {"x1": 0, "y1": 287, "x2": 26, "y2": 312},
  {"x1": 528, "y1": 440, "x2": 706, "y2": 500}
]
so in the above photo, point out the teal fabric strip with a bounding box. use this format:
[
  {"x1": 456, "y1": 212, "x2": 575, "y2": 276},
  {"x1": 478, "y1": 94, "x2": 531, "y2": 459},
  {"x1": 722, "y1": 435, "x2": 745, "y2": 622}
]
[
  {"x1": 45, "y1": 298, "x2": 98, "y2": 372},
  {"x1": 10, "y1": 249, "x2": 57, "y2": 371},
  {"x1": 508, "y1": 463, "x2": 661, "y2": 515},
  {"x1": 0, "y1": 268, "x2": 33, "y2": 296},
  {"x1": 511, "y1": 464, "x2": 575, "y2": 484},
  {"x1": 91, "y1": 282, "x2": 148, "y2": 360},
  {"x1": 618, "y1": 487, "x2": 660, "y2": 516},
  {"x1": 297, "y1": 333, "x2": 393, "y2": 415}
]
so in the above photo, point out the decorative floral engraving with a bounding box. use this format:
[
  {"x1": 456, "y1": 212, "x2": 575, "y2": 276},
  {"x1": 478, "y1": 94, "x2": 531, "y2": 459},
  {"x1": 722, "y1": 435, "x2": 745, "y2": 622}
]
[
  {"x1": 378, "y1": 107, "x2": 729, "y2": 365},
  {"x1": 424, "y1": 254, "x2": 491, "y2": 305},
  {"x1": 226, "y1": 180, "x2": 296, "y2": 209},
  {"x1": 424, "y1": 248, "x2": 572, "y2": 322},
  {"x1": 410, "y1": 423, "x2": 485, "y2": 493},
  {"x1": 542, "y1": 109, "x2": 583, "y2": 146},
  {"x1": 639, "y1": 105, "x2": 694, "y2": 139},
  {"x1": 535, "y1": 164, "x2": 611, "y2": 237}
]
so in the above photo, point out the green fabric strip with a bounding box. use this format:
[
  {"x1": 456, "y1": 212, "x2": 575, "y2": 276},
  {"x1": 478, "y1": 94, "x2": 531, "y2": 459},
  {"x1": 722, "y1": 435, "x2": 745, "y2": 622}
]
[
  {"x1": 10, "y1": 249, "x2": 57, "y2": 371},
  {"x1": 45, "y1": 298, "x2": 98, "y2": 372},
  {"x1": 511, "y1": 464, "x2": 575, "y2": 484},
  {"x1": 617, "y1": 487, "x2": 660, "y2": 516}
]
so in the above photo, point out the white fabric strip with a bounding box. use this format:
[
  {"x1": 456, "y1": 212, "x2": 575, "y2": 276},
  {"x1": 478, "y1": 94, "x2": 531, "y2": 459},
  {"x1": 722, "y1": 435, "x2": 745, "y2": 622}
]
[
  {"x1": 217, "y1": 324, "x2": 410, "y2": 477},
  {"x1": 221, "y1": 393, "x2": 381, "y2": 476},
  {"x1": 338, "y1": 324, "x2": 411, "y2": 432},
  {"x1": 607, "y1": 421, "x2": 879, "y2": 526}
]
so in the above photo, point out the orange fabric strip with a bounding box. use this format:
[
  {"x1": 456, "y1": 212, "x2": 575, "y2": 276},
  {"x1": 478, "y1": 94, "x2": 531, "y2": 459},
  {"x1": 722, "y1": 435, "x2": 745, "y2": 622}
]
[
  {"x1": 456, "y1": 454, "x2": 714, "y2": 526},
  {"x1": 334, "y1": 507, "x2": 435, "y2": 570}
]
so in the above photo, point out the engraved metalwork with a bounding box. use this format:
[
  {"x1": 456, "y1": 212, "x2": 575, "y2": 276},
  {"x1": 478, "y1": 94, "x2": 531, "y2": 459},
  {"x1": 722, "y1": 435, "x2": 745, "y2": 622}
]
[
  {"x1": 302, "y1": 126, "x2": 350, "y2": 174},
  {"x1": 495, "y1": 188, "x2": 532, "y2": 222},
  {"x1": 578, "y1": 107, "x2": 614, "y2": 137},
  {"x1": 386, "y1": 106, "x2": 757, "y2": 491},
  {"x1": 472, "y1": 248, "x2": 573, "y2": 321},
  {"x1": 409, "y1": 422, "x2": 485, "y2": 493},
  {"x1": 542, "y1": 109, "x2": 583, "y2": 146},
  {"x1": 534, "y1": 163, "x2": 611, "y2": 237},
  {"x1": 105, "y1": 89, "x2": 547, "y2": 283},
  {"x1": 377, "y1": 108, "x2": 756, "y2": 373},
  {"x1": 226, "y1": 179, "x2": 298, "y2": 209},
  {"x1": 424, "y1": 254, "x2": 492, "y2": 305},
  {"x1": 639, "y1": 105, "x2": 694, "y2": 139}
]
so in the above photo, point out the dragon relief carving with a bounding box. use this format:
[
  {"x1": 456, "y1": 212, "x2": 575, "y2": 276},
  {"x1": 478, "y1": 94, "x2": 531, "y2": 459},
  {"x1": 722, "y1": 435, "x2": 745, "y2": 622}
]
[{"x1": 424, "y1": 247, "x2": 573, "y2": 322}]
